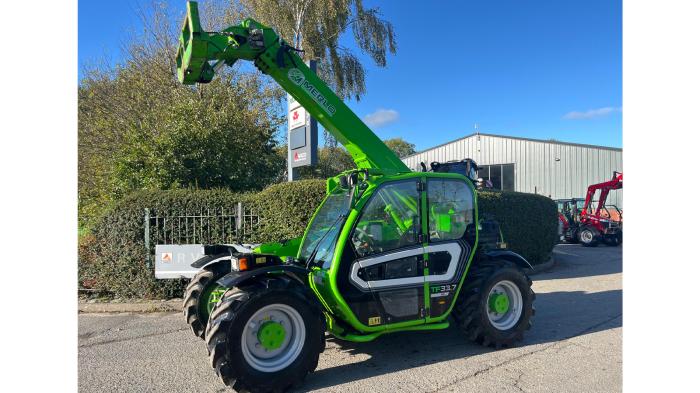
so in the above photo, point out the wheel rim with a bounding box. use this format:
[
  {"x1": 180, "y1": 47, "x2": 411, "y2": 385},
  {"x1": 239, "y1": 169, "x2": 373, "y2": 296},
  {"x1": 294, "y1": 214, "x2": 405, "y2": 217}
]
[
  {"x1": 200, "y1": 284, "x2": 226, "y2": 319},
  {"x1": 241, "y1": 303, "x2": 306, "y2": 373},
  {"x1": 581, "y1": 230, "x2": 593, "y2": 243},
  {"x1": 486, "y1": 280, "x2": 523, "y2": 330},
  {"x1": 199, "y1": 284, "x2": 226, "y2": 320}
]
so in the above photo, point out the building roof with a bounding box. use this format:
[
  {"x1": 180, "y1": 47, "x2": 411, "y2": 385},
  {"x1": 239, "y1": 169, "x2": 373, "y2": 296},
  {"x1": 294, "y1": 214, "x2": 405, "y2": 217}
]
[{"x1": 404, "y1": 132, "x2": 623, "y2": 160}]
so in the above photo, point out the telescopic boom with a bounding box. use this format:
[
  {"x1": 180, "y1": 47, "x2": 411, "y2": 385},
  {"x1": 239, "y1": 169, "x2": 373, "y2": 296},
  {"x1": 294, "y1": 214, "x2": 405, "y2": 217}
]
[{"x1": 176, "y1": 1, "x2": 410, "y2": 173}]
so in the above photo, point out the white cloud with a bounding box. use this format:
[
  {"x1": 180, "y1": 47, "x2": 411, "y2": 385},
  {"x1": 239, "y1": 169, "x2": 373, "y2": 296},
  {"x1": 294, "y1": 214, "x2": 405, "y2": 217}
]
[
  {"x1": 363, "y1": 108, "x2": 399, "y2": 128},
  {"x1": 563, "y1": 106, "x2": 622, "y2": 120}
]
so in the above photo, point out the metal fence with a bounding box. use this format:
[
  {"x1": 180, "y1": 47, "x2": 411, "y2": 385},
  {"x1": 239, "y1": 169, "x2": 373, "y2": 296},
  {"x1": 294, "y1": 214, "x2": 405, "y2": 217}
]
[{"x1": 144, "y1": 203, "x2": 260, "y2": 255}]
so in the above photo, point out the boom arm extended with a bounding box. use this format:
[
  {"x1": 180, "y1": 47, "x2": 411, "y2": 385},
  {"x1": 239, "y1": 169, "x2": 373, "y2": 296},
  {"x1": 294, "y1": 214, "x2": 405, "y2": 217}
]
[{"x1": 175, "y1": 1, "x2": 410, "y2": 173}]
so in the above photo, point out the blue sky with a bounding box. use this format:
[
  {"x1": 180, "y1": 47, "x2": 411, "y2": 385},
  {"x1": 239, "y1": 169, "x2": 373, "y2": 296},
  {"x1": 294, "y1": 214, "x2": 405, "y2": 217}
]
[{"x1": 79, "y1": 0, "x2": 622, "y2": 150}]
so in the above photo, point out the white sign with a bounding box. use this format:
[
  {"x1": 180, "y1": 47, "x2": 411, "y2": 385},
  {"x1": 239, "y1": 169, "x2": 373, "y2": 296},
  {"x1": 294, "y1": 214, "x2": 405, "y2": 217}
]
[
  {"x1": 288, "y1": 107, "x2": 306, "y2": 130},
  {"x1": 154, "y1": 244, "x2": 205, "y2": 279},
  {"x1": 287, "y1": 94, "x2": 301, "y2": 111}
]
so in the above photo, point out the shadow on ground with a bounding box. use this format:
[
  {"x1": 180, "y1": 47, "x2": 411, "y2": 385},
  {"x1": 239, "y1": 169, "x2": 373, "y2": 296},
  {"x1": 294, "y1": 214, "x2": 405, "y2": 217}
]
[
  {"x1": 298, "y1": 288, "x2": 622, "y2": 392},
  {"x1": 535, "y1": 244, "x2": 622, "y2": 280}
]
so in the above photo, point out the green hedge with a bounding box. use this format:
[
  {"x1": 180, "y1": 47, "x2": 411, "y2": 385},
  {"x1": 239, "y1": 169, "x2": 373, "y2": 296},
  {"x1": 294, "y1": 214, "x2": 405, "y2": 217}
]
[
  {"x1": 246, "y1": 180, "x2": 327, "y2": 243},
  {"x1": 477, "y1": 190, "x2": 558, "y2": 264},
  {"x1": 79, "y1": 180, "x2": 556, "y2": 299}
]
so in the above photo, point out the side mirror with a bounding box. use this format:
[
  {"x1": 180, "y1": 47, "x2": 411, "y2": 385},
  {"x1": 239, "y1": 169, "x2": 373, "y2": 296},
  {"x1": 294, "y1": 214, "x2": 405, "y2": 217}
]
[{"x1": 348, "y1": 172, "x2": 359, "y2": 187}]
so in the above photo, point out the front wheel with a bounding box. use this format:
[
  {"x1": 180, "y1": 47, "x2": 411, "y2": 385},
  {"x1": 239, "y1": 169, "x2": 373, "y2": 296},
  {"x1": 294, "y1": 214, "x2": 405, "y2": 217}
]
[
  {"x1": 452, "y1": 260, "x2": 535, "y2": 348},
  {"x1": 578, "y1": 226, "x2": 600, "y2": 247},
  {"x1": 205, "y1": 277, "x2": 325, "y2": 393}
]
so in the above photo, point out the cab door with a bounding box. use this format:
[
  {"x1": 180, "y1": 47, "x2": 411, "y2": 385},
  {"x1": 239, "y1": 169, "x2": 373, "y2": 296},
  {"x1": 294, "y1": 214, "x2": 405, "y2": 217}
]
[
  {"x1": 348, "y1": 179, "x2": 427, "y2": 326},
  {"x1": 424, "y1": 177, "x2": 475, "y2": 319}
]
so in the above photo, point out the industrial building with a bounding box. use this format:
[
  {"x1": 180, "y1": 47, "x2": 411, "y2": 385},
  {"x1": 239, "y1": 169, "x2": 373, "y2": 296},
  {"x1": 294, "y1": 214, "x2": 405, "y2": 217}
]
[{"x1": 402, "y1": 133, "x2": 623, "y2": 208}]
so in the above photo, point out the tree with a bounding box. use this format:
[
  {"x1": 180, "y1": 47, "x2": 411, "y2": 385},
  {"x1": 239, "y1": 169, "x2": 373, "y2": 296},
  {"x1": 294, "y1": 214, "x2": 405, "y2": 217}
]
[
  {"x1": 78, "y1": 1, "x2": 285, "y2": 225},
  {"x1": 385, "y1": 137, "x2": 417, "y2": 158},
  {"x1": 236, "y1": 0, "x2": 397, "y2": 101},
  {"x1": 384, "y1": 137, "x2": 417, "y2": 158},
  {"x1": 234, "y1": 0, "x2": 398, "y2": 146}
]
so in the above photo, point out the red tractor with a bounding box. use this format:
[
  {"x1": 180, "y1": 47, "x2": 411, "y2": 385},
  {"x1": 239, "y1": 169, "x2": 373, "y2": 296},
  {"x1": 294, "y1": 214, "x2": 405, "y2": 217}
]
[{"x1": 558, "y1": 172, "x2": 623, "y2": 247}]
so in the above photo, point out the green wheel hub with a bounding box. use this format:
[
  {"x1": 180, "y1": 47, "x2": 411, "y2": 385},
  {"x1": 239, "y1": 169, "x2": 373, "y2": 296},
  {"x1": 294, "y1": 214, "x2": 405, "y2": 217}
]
[
  {"x1": 200, "y1": 285, "x2": 226, "y2": 318},
  {"x1": 257, "y1": 321, "x2": 287, "y2": 350},
  {"x1": 489, "y1": 292, "x2": 510, "y2": 314}
]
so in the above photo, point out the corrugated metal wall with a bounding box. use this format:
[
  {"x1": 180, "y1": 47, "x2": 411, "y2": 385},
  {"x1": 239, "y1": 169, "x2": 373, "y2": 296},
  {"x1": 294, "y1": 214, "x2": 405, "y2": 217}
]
[{"x1": 402, "y1": 134, "x2": 623, "y2": 208}]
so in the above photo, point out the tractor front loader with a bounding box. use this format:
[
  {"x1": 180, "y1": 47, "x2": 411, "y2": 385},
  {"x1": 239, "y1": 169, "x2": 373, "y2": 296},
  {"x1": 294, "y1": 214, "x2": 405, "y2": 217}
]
[
  {"x1": 575, "y1": 172, "x2": 623, "y2": 247},
  {"x1": 176, "y1": 3, "x2": 536, "y2": 392}
]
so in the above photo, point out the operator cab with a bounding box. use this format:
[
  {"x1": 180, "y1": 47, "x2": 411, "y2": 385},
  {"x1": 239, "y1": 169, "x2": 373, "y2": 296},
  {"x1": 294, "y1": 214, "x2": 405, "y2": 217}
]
[{"x1": 303, "y1": 170, "x2": 477, "y2": 329}]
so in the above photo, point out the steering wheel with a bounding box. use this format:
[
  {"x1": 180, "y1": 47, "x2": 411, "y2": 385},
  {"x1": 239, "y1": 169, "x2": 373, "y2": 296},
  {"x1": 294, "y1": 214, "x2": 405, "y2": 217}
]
[{"x1": 354, "y1": 226, "x2": 377, "y2": 255}]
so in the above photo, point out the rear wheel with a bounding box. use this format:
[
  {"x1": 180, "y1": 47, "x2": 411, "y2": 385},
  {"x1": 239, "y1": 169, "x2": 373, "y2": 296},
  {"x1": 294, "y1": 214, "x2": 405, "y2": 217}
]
[
  {"x1": 578, "y1": 226, "x2": 600, "y2": 247},
  {"x1": 183, "y1": 258, "x2": 230, "y2": 339},
  {"x1": 452, "y1": 259, "x2": 535, "y2": 348},
  {"x1": 205, "y1": 277, "x2": 325, "y2": 393},
  {"x1": 603, "y1": 234, "x2": 621, "y2": 247}
]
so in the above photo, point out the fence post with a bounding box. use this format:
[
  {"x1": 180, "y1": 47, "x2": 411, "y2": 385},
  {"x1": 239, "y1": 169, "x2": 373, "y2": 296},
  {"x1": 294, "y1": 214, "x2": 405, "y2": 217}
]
[
  {"x1": 236, "y1": 202, "x2": 243, "y2": 231},
  {"x1": 144, "y1": 208, "x2": 151, "y2": 270}
]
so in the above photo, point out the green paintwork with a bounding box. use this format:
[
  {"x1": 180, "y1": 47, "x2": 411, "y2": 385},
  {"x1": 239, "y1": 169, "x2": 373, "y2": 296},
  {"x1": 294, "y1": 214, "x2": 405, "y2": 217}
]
[
  {"x1": 254, "y1": 237, "x2": 302, "y2": 258},
  {"x1": 176, "y1": 3, "x2": 487, "y2": 342},
  {"x1": 257, "y1": 321, "x2": 286, "y2": 350},
  {"x1": 489, "y1": 292, "x2": 510, "y2": 314},
  {"x1": 336, "y1": 321, "x2": 451, "y2": 342}
]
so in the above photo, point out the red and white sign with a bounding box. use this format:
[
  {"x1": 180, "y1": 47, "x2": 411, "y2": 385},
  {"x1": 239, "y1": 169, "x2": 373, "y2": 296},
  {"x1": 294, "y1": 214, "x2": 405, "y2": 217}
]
[
  {"x1": 293, "y1": 151, "x2": 307, "y2": 162},
  {"x1": 289, "y1": 107, "x2": 306, "y2": 130}
]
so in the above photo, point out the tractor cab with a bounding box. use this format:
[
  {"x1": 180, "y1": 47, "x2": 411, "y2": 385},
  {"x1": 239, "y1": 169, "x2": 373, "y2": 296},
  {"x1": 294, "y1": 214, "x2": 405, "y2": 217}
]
[{"x1": 556, "y1": 198, "x2": 585, "y2": 227}]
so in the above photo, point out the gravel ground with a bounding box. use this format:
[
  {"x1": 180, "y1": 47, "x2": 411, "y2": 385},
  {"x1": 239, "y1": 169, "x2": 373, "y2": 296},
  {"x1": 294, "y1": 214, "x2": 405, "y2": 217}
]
[{"x1": 79, "y1": 244, "x2": 622, "y2": 392}]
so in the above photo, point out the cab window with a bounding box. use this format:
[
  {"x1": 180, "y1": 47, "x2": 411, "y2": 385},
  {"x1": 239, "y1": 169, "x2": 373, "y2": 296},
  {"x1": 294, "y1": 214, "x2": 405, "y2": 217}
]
[
  {"x1": 352, "y1": 181, "x2": 421, "y2": 257},
  {"x1": 427, "y1": 179, "x2": 474, "y2": 241}
]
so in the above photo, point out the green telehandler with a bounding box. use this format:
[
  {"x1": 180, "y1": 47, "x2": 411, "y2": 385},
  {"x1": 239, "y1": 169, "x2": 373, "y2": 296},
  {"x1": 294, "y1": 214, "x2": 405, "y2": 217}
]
[{"x1": 176, "y1": 2, "x2": 535, "y2": 391}]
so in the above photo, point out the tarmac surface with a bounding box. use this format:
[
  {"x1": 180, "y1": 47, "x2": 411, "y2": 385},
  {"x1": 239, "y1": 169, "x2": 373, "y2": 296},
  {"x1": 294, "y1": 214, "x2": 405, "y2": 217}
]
[{"x1": 79, "y1": 244, "x2": 622, "y2": 392}]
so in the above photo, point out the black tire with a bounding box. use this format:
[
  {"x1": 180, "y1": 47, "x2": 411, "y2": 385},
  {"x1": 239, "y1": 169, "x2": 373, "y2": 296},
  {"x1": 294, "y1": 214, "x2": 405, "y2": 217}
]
[
  {"x1": 578, "y1": 226, "x2": 600, "y2": 247},
  {"x1": 183, "y1": 258, "x2": 230, "y2": 339},
  {"x1": 452, "y1": 259, "x2": 535, "y2": 348},
  {"x1": 205, "y1": 277, "x2": 325, "y2": 393},
  {"x1": 602, "y1": 234, "x2": 621, "y2": 247}
]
